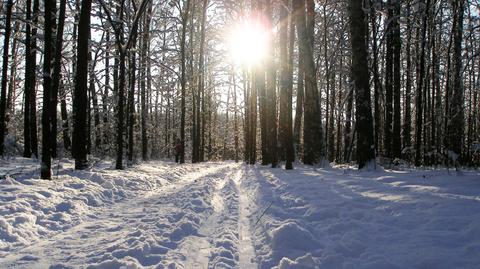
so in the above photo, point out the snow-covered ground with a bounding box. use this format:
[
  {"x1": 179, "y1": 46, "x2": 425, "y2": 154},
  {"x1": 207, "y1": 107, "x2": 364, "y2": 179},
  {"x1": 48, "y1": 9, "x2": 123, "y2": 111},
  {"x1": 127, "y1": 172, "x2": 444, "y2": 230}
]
[{"x1": 1, "y1": 158, "x2": 479, "y2": 268}]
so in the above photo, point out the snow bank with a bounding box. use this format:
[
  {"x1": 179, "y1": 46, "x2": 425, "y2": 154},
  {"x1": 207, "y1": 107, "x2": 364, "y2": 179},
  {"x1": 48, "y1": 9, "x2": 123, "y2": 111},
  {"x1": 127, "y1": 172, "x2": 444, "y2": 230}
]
[{"x1": 0, "y1": 158, "x2": 198, "y2": 257}]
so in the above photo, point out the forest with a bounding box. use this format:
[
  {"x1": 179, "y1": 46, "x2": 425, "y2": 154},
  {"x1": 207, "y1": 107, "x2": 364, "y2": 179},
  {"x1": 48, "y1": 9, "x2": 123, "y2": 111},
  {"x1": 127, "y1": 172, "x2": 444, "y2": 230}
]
[{"x1": 0, "y1": 0, "x2": 479, "y2": 179}]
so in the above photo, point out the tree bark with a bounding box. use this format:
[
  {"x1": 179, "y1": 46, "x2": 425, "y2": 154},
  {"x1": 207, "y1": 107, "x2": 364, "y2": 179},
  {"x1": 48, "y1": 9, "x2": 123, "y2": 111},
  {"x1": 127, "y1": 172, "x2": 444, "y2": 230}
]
[
  {"x1": 0, "y1": 0, "x2": 13, "y2": 155},
  {"x1": 51, "y1": 0, "x2": 67, "y2": 158},
  {"x1": 41, "y1": 0, "x2": 56, "y2": 178},
  {"x1": 449, "y1": 0, "x2": 465, "y2": 162},
  {"x1": 23, "y1": 0, "x2": 32, "y2": 157},
  {"x1": 392, "y1": 0, "x2": 402, "y2": 158},
  {"x1": 294, "y1": 0, "x2": 324, "y2": 165},
  {"x1": 279, "y1": 0, "x2": 294, "y2": 169},
  {"x1": 414, "y1": 0, "x2": 430, "y2": 166},
  {"x1": 179, "y1": 0, "x2": 191, "y2": 164},
  {"x1": 349, "y1": 0, "x2": 375, "y2": 169},
  {"x1": 266, "y1": 0, "x2": 278, "y2": 167},
  {"x1": 72, "y1": 0, "x2": 92, "y2": 170}
]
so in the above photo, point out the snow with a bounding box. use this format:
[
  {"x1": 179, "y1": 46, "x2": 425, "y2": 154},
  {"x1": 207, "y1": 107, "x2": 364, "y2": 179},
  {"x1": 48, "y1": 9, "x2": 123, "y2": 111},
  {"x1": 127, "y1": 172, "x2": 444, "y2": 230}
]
[
  {"x1": 1, "y1": 158, "x2": 480, "y2": 268},
  {"x1": 245, "y1": 165, "x2": 480, "y2": 269}
]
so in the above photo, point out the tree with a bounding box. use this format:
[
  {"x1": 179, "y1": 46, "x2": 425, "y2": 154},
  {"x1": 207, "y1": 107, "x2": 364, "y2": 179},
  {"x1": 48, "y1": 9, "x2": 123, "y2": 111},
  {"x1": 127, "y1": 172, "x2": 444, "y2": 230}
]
[
  {"x1": 279, "y1": 0, "x2": 294, "y2": 169},
  {"x1": 140, "y1": 1, "x2": 153, "y2": 161},
  {"x1": 349, "y1": 0, "x2": 375, "y2": 169},
  {"x1": 266, "y1": 0, "x2": 278, "y2": 167},
  {"x1": 72, "y1": 0, "x2": 92, "y2": 170},
  {"x1": 41, "y1": 0, "x2": 56, "y2": 179},
  {"x1": 414, "y1": 0, "x2": 431, "y2": 166},
  {"x1": 51, "y1": 0, "x2": 67, "y2": 158},
  {"x1": 294, "y1": 0, "x2": 324, "y2": 165},
  {"x1": 98, "y1": 0, "x2": 151, "y2": 169},
  {"x1": 448, "y1": 0, "x2": 465, "y2": 163},
  {"x1": 179, "y1": 0, "x2": 191, "y2": 164},
  {"x1": 0, "y1": 0, "x2": 13, "y2": 156},
  {"x1": 392, "y1": 0, "x2": 401, "y2": 159},
  {"x1": 384, "y1": 0, "x2": 394, "y2": 158}
]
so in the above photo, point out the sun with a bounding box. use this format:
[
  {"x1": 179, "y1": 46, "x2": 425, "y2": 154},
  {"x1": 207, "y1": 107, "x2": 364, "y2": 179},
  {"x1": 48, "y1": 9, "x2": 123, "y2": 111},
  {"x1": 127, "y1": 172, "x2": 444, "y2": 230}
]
[{"x1": 226, "y1": 17, "x2": 270, "y2": 66}]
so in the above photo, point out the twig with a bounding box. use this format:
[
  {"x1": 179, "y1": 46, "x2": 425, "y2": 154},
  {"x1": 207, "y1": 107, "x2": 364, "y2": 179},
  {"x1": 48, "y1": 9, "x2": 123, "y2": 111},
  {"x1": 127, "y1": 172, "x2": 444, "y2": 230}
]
[{"x1": 254, "y1": 201, "x2": 273, "y2": 229}]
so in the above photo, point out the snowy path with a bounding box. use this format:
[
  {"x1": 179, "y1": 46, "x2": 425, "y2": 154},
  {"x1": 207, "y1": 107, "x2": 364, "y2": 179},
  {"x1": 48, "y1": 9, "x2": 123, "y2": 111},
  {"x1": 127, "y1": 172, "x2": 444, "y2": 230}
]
[{"x1": 1, "y1": 162, "x2": 258, "y2": 268}]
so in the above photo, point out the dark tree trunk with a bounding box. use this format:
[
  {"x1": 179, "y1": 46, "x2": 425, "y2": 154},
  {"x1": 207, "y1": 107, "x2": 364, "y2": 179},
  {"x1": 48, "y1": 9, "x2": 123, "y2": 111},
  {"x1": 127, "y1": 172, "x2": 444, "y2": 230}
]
[
  {"x1": 266, "y1": 0, "x2": 278, "y2": 167},
  {"x1": 7, "y1": 22, "x2": 19, "y2": 121},
  {"x1": 41, "y1": 0, "x2": 56, "y2": 179},
  {"x1": 279, "y1": 0, "x2": 294, "y2": 170},
  {"x1": 294, "y1": 0, "x2": 324, "y2": 165},
  {"x1": 414, "y1": 0, "x2": 430, "y2": 166},
  {"x1": 349, "y1": 0, "x2": 375, "y2": 169},
  {"x1": 116, "y1": 50, "x2": 126, "y2": 169},
  {"x1": 384, "y1": 0, "x2": 394, "y2": 158},
  {"x1": 195, "y1": 0, "x2": 208, "y2": 163},
  {"x1": 0, "y1": 0, "x2": 13, "y2": 155},
  {"x1": 127, "y1": 29, "x2": 137, "y2": 163},
  {"x1": 293, "y1": 53, "x2": 304, "y2": 159},
  {"x1": 72, "y1": 0, "x2": 92, "y2": 170},
  {"x1": 103, "y1": 31, "x2": 110, "y2": 153},
  {"x1": 403, "y1": 0, "x2": 412, "y2": 157},
  {"x1": 90, "y1": 50, "x2": 101, "y2": 152},
  {"x1": 179, "y1": 0, "x2": 191, "y2": 164},
  {"x1": 140, "y1": 2, "x2": 152, "y2": 161},
  {"x1": 370, "y1": 0, "x2": 381, "y2": 157},
  {"x1": 51, "y1": 0, "x2": 67, "y2": 158},
  {"x1": 249, "y1": 68, "x2": 258, "y2": 165},
  {"x1": 392, "y1": 0, "x2": 402, "y2": 158},
  {"x1": 23, "y1": 0, "x2": 36, "y2": 158},
  {"x1": 448, "y1": 0, "x2": 465, "y2": 163},
  {"x1": 232, "y1": 68, "x2": 239, "y2": 163}
]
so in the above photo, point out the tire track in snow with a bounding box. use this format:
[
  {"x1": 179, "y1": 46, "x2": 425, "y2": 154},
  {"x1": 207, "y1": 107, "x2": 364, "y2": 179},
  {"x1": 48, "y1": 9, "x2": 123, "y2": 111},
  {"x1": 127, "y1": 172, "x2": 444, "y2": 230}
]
[
  {"x1": 178, "y1": 163, "x2": 258, "y2": 269},
  {"x1": 180, "y1": 165, "x2": 241, "y2": 268},
  {"x1": 234, "y1": 169, "x2": 258, "y2": 269}
]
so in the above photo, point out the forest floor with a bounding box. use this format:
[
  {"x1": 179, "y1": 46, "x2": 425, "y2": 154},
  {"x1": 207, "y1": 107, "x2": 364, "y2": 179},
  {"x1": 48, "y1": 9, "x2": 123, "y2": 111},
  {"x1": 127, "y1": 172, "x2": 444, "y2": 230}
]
[{"x1": 0, "y1": 158, "x2": 480, "y2": 268}]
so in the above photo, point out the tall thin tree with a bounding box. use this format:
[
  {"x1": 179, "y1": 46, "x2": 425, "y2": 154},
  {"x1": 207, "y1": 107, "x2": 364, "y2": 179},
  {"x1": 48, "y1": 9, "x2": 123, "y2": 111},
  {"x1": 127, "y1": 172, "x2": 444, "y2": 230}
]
[
  {"x1": 349, "y1": 0, "x2": 375, "y2": 169},
  {"x1": 72, "y1": 0, "x2": 92, "y2": 169}
]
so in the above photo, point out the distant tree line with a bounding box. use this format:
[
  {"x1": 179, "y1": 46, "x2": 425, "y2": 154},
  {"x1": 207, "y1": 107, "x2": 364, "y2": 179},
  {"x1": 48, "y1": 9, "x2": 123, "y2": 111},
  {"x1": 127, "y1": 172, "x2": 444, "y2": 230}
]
[{"x1": 0, "y1": 0, "x2": 478, "y2": 179}]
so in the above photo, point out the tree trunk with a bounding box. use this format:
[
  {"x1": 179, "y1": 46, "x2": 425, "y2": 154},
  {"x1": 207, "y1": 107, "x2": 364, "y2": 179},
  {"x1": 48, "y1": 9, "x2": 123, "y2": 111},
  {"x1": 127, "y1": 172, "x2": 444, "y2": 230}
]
[
  {"x1": 50, "y1": 0, "x2": 67, "y2": 158},
  {"x1": 449, "y1": 0, "x2": 465, "y2": 163},
  {"x1": 23, "y1": 0, "x2": 35, "y2": 158},
  {"x1": 384, "y1": 0, "x2": 394, "y2": 158},
  {"x1": 140, "y1": 2, "x2": 152, "y2": 161},
  {"x1": 266, "y1": 0, "x2": 278, "y2": 167},
  {"x1": 127, "y1": 30, "x2": 137, "y2": 163},
  {"x1": 392, "y1": 0, "x2": 402, "y2": 158},
  {"x1": 279, "y1": 0, "x2": 294, "y2": 170},
  {"x1": 349, "y1": 0, "x2": 375, "y2": 169},
  {"x1": 7, "y1": 22, "x2": 19, "y2": 119},
  {"x1": 41, "y1": 0, "x2": 56, "y2": 179},
  {"x1": 403, "y1": 0, "x2": 412, "y2": 158},
  {"x1": 179, "y1": 0, "x2": 191, "y2": 164},
  {"x1": 414, "y1": 0, "x2": 430, "y2": 166},
  {"x1": 72, "y1": 0, "x2": 92, "y2": 170},
  {"x1": 370, "y1": 0, "x2": 381, "y2": 157},
  {"x1": 197, "y1": 0, "x2": 208, "y2": 162},
  {"x1": 294, "y1": 0, "x2": 324, "y2": 165},
  {"x1": 103, "y1": 31, "x2": 110, "y2": 153},
  {"x1": 0, "y1": 0, "x2": 13, "y2": 155}
]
